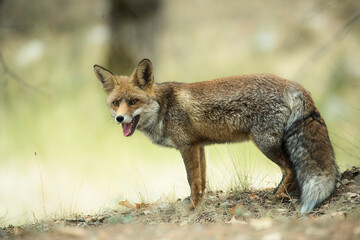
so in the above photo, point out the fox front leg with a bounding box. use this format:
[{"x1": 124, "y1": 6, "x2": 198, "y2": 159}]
[
  {"x1": 199, "y1": 146, "x2": 206, "y2": 193},
  {"x1": 181, "y1": 144, "x2": 203, "y2": 209}
]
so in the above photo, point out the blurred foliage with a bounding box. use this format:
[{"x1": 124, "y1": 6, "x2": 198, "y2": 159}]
[{"x1": 0, "y1": 0, "x2": 359, "y2": 226}]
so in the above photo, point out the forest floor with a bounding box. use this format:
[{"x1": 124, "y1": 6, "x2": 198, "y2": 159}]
[{"x1": 2, "y1": 167, "x2": 360, "y2": 240}]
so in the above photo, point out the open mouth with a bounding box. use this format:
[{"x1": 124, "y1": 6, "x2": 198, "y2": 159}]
[{"x1": 122, "y1": 115, "x2": 140, "y2": 137}]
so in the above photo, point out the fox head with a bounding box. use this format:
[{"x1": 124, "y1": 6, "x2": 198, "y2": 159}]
[{"x1": 94, "y1": 59, "x2": 159, "y2": 137}]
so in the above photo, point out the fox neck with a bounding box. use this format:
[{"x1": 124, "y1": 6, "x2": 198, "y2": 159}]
[{"x1": 136, "y1": 84, "x2": 176, "y2": 148}]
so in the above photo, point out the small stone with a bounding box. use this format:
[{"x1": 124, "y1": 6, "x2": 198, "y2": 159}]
[
  {"x1": 143, "y1": 210, "x2": 151, "y2": 215},
  {"x1": 228, "y1": 216, "x2": 247, "y2": 225},
  {"x1": 341, "y1": 179, "x2": 349, "y2": 185}
]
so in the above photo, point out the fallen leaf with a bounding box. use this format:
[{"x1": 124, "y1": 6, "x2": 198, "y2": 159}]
[
  {"x1": 229, "y1": 202, "x2": 244, "y2": 215},
  {"x1": 119, "y1": 199, "x2": 136, "y2": 209},
  {"x1": 135, "y1": 203, "x2": 150, "y2": 209},
  {"x1": 250, "y1": 193, "x2": 259, "y2": 200}
]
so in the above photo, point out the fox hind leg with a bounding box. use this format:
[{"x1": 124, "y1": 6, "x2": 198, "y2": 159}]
[
  {"x1": 250, "y1": 133, "x2": 297, "y2": 197},
  {"x1": 274, "y1": 165, "x2": 297, "y2": 198}
]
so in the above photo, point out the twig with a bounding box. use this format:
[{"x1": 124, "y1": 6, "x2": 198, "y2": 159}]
[
  {"x1": 0, "y1": 51, "x2": 49, "y2": 97},
  {"x1": 293, "y1": 10, "x2": 360, "y2": 81}
]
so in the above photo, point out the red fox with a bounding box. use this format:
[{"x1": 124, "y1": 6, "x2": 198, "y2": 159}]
[{"x1": 94, "y1": 59, "x2": 338, "y2": 214}]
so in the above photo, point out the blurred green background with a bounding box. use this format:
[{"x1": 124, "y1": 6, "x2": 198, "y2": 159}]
[{"x1": 0, "y1": 0, "x2": 359, "y2": 226}]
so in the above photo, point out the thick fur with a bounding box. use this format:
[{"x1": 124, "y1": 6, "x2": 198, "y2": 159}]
[
  {"x1": 283, "y1": 93, "x2": 338, "y2": 214},
  {"x1": 94, "y1": 59, "x2": 338, "y2": 214}
]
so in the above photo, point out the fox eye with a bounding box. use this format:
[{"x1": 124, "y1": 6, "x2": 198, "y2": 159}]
[
  {"x1": 129, "y1": 99, "x2": 138, "y2": 105},
  {"x1": 113, "y1": 100, "x2": 119, "y2": 107}
]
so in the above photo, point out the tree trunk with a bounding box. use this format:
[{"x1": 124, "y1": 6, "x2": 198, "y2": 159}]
[{"x1": 108, "y1": 0, "x2": 162, "y2": 74}]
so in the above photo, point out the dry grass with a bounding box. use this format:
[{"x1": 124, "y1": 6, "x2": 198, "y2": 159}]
[{"x1": 2, "y1": 167, "x2": 360, "y2": 239}]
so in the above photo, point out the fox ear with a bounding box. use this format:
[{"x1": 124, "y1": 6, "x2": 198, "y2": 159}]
[
  {"x1": 94, "y1": 65, "x2": 116, "y2": 93},
  {"x1": 133, "y1": 59, "x2": 154, "y2": 89}
]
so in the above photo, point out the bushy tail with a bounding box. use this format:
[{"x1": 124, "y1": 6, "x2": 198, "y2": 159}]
[{"x1": 283, "y1": 106, "x2": 338, "y2": 214}]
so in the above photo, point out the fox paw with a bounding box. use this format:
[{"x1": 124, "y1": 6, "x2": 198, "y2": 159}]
[
  {"x1": 275, "y1": 192, "x2": 291, "y2": 200},
  {"x1": 187, "y1": 202, "x2": 196, "y2": 211},
  {"x1": 267, "y1": 192, "x2": 291, "y2": 201}
]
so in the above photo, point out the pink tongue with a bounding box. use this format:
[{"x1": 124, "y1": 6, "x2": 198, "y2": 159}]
[{"x1": 123, "y1": 123, "x2": 133, "y2": 136}]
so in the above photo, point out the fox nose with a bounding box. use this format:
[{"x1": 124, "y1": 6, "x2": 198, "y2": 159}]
[{"x1": 115, "y1": 115, "x2": 124, "y2": 123}]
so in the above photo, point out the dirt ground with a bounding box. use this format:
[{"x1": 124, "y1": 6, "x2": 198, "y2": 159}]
[{"x1": 2, "y1": 167, "x2": 360, "y2": 240}]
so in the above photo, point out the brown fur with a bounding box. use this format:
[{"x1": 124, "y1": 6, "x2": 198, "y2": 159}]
[{"x1": 94, "y1": 59, "x2": 338, "y2": 213}]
